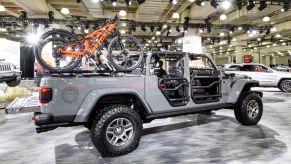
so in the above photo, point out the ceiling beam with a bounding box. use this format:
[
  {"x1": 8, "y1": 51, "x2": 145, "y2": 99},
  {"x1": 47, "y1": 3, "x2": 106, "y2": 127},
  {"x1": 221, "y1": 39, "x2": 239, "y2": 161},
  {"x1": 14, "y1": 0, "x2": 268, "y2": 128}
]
[
  {"x1": 234, "y1": 20, "x2": 291, "y2": 41},
  {"x1": 4, "y1": 8, "x2": 19, "y2": 17},
  {"x1": 77, "y1": 1, "x2": 94, "y2": 19}
]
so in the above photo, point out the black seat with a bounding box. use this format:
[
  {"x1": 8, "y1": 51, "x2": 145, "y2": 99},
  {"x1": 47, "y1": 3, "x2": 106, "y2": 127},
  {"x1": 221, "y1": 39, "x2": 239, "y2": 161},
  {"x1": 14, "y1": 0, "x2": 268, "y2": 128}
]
[{"x1": 168, "y1": 68, "x2": 183, "y2": 78}]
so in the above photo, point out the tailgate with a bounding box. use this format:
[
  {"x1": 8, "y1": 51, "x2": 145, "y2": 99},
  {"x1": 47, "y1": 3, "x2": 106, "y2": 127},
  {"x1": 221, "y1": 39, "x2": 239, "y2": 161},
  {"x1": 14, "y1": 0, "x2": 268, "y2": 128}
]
[{"x1": 5, "y1": 94, "x2": 40, "y2": 114}]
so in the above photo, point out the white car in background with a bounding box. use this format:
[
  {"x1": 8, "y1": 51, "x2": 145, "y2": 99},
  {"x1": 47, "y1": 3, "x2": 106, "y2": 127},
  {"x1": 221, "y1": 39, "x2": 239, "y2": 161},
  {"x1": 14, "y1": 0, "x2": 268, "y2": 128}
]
[
  {"x1": 0, "y1": 59, "x2": 21, "y2": 87},
  {"x1": 224, "y1": 63, "x2": 291, "y2": 92}
]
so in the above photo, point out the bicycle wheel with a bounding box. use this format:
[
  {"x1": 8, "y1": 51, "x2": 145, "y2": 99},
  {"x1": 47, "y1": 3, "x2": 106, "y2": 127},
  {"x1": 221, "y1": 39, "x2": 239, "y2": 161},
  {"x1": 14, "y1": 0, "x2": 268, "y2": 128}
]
[
  {"x1": 35, "y1": 29, "x2": 82, "y2": 72},
  {"x1": 108, "y1": 34, "x2": 144, "y2": 71}
]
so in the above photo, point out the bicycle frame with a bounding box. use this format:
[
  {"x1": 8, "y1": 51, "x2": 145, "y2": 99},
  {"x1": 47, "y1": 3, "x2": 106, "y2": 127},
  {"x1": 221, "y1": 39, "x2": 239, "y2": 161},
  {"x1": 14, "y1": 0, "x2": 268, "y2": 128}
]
[{"x1": 59, "y1": 23, "x2": 117, "y2": 57}]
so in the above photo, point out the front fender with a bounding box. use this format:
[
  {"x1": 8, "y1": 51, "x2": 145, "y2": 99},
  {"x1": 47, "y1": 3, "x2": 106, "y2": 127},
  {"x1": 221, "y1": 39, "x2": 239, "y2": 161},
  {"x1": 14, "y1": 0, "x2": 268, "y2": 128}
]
[
  {"x1": 74, "y1": 88, "x2": 151, "y2": 122},
  {"x1": 227, "y1": 80, "x2": 259, "y2": 104}
]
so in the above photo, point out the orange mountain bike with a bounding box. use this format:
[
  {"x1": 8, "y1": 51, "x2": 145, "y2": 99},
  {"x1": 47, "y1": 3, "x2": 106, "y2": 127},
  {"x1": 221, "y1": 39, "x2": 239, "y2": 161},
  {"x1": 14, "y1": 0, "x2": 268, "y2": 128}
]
[{"x1": 35, "y1": 15, "x2": 144, "y2": 72}]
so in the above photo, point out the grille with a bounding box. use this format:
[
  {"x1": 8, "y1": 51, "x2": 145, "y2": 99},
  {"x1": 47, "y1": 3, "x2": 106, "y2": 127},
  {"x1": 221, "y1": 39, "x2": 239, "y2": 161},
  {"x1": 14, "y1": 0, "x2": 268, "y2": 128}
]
[{"x1": 0, "y1": 64, "x2": 11, "y2": 71}]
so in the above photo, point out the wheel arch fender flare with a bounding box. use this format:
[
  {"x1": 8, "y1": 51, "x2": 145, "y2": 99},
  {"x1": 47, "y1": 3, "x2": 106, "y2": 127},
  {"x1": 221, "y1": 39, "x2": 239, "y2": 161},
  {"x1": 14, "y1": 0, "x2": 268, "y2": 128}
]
[
  {"x1": 227, "y1": 80, "x2": 260, "y2": 104},
  {"x1": 74, "y1": 88, "x2": 152, "y2": 122}
]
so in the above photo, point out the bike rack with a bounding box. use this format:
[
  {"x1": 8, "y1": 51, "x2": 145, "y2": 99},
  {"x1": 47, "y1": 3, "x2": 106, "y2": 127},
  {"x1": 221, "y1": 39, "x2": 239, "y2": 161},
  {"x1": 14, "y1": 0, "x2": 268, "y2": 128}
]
[{"x1": 47, "y1": 69, "x2": 132, "y2": 77}]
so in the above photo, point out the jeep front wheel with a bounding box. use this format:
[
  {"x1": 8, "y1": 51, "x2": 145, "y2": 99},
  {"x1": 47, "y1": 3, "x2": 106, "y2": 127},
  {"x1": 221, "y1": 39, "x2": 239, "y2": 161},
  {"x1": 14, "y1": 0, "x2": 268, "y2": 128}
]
[
  {"x1": 279, "y1": 79, "x2": 291, "y2": 92},
  {"x1": 234, "y1": 92, "x2": 263, "y2": 125},
  {"x1": 6, "y1": 76, "x2": 21, "y2": 87},
  {"x1": 91, "y1": 105, "x2": 142, "y2": 157}
]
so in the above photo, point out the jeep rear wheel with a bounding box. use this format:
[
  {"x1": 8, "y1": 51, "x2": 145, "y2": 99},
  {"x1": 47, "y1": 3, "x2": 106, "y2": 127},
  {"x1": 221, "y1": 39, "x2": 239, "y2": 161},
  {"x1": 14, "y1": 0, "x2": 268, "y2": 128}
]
[
  {"x1": 91, "y1": 105, "x2": 142, "y2": 157},
  {"x1": 234, "y1": 92, "x2": 263, "y2": 126},
  {"x1": 279, "y1": 79, "x2": 291, "y2": 92}
]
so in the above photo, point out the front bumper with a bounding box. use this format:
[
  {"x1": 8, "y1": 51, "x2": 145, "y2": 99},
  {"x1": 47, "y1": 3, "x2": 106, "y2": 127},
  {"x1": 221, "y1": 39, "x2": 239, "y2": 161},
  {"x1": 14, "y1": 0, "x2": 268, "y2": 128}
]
[{"x1": 0, "y1": 71, "x2": 21, "y2": 82}]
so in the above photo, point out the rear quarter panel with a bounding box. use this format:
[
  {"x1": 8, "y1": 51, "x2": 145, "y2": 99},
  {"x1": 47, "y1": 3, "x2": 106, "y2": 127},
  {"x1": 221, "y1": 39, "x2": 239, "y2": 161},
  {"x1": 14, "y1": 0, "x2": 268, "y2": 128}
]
[{"x1": 40, "y1": 76, "x2": 145, "y2": 117}]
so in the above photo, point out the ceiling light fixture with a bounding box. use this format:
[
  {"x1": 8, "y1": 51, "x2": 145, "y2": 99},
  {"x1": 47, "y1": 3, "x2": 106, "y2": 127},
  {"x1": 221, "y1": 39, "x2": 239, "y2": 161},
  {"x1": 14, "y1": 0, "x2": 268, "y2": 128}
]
[
  {"x1": 150, "y1": 26, "x2": 154, "y2": 33},
  {"x1": 281, "y1": 1, "x2": 290, "y2": 12},
  {"x1": 246, "y1": 0, "x2": 255, "y2": 11},
  {"x1": 119, "y1": 10, "x2": 127, "y2": 16},
  {"x1": 196, "y1": 0, "x2": 205, "y2": 7},
  {"x1": 258, "y1": 0, "x2": 267, "y2": 11},
  {"x1": 0, "y1": 4, "x2": 5, "y2": 12},
  {"x1": 156, "y1": 31, "x2": 161, "y2": 36},
  {"x1": 136, "y1": 0, "x2": 145, "y2": 5},
  {"x1": 221, "y1": 0, "x2": 231, "y2": 10},
  {"x1": 125, "y1": 0, "x2": 131, "y2": 5},
  {"x1": 163, "y1": 24, "x2": 167, "y2": 29},
  {"x1": 48, "y1": 11, "x2": 54, "y2": 22},
  {"x1": 26, "y1": 33, "x2": 41, "y2": 44},
  {"x1": 220, "y1": 14, "x2": 227, "y2": 20},
  {"x1": 270, "y1": 27, "x2": 277, "y2": 32},
  {"x1": 111, "y1": 0, "x2": 117, "y2": 7},
  {"x1": 120, "y1": 29, "x2": 126, "y2": 34},
  {"x1": 236, "y1": 0, "x2": 242, "y2": 10},
  {"x1": 176, "y1": 26, "x2": 181, "y2": 32},
  {"x1": 172, "y1": 12, "x2": 180, "y2": 19},
  {"x1": 141, "y1": 25, "x2": 146, "y2": 32},
  {"x1": 210, "y1": 0, "x2": 219, "y2": 8},
  {"x1": 171, "y1": 0, "x2": 178, "y2": 5},
  {"x1": 61, "y1": 8, "x2": 70, "y2": 15},
  {"x1": 263, "y1": 16, "x2": 270, "y2": 22},
  {"x1": 121, "y1": 22, "x2": 127, "y2": 27},
  {"x1": 0, "y1": 27, "x2": 6, "y2": 32}
]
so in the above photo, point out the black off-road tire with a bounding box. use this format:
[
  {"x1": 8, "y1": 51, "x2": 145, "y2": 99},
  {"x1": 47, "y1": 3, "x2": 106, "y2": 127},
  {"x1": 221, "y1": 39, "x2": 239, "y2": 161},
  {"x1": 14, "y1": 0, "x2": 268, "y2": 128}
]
[
  {"x1": 279, "y1": 79, "x2": 291, "y2": 92},
  {"x1": 234, "y1": 92, "x2": 263, "y2": 125},
  {"x1": 91, "y1": 104, "x2": 142, "y2": 157},
  {"x1": 6, "y1": 76, "x2": 21, "y2": 87}
]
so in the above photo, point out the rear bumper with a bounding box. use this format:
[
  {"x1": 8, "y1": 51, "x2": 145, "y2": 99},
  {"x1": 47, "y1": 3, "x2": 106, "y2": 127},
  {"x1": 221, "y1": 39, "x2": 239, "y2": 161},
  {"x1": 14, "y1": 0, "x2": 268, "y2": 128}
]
[
  {"x1": 34, "y1": 113, "x2": 78, "y2": 133},
  {"x1": 34, "y1": 113, "x2": 76, "y2": 126}
]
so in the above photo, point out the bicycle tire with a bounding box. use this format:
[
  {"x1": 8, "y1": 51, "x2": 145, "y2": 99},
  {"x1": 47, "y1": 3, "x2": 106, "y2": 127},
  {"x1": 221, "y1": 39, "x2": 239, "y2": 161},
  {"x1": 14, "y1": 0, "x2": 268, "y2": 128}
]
[
  {"x1": 35, "y1": 29, "x2": 82, "y2": 72},
  {"x1": 107, "y1": 34, "x2": 144, "y2": 71}
]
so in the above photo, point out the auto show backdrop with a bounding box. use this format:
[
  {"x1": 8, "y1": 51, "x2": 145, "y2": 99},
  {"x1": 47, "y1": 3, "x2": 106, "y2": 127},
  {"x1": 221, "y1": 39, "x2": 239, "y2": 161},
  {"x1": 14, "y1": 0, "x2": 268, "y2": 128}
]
[{"x1": 0, "y1": 38, "x2": 20, "y2": 67}]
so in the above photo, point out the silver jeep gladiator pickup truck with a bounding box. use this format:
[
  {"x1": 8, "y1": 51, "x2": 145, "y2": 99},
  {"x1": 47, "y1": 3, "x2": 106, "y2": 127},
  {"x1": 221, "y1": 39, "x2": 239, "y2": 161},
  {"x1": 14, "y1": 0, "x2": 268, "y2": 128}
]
[{"x1": 35, "y1": 51, "x2": 263, "y2": 157}]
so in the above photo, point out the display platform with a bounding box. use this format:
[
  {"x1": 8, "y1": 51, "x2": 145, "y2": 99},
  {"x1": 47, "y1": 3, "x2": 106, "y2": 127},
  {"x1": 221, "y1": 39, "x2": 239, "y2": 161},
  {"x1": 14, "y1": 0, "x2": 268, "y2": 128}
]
[{"x1": 1, "y1": 90, "x2": 291, "y2": 163}]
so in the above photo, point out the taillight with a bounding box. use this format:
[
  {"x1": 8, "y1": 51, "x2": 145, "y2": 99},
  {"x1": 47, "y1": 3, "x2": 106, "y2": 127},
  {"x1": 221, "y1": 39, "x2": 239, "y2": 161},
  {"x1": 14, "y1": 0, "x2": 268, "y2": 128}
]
[{"x1": 39, "y1": 88, "x2": 52, "y2": 104}]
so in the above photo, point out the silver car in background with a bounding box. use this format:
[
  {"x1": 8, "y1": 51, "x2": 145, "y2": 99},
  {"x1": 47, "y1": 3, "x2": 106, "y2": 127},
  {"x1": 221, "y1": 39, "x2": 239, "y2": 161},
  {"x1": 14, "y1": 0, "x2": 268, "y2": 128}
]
[
  {"x1": 0, "y1": 59, "x2": 21, "y2": 87},
  {"x1": 224, "y1": 63, "x2": 291, "y2": 92}
]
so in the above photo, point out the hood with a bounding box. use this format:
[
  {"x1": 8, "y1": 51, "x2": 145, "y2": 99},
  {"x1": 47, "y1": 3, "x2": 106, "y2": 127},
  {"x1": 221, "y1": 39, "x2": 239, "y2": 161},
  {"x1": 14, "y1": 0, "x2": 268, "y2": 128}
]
[{"x1": 274, "y1": 70, "x2": 291, "y2": 77}]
